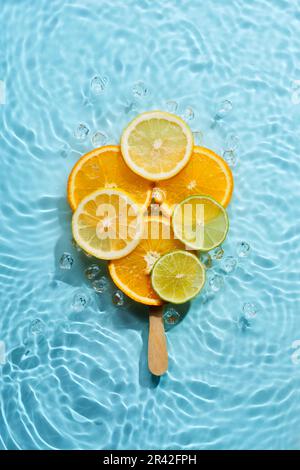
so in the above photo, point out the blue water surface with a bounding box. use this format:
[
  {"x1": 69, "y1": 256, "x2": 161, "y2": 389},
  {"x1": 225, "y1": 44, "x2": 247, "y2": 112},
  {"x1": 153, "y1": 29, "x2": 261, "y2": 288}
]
[{"x1": 1, "y1": 0, "x2": 300, "y2": 450}]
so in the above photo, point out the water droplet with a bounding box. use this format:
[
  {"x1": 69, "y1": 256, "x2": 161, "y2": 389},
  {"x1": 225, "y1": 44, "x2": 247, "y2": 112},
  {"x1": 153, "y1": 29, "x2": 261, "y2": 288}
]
[
  {"x1": 183, "y1": 106, "x2": 194, "y2": 121},
  {"x1": 237, "y1": 315, "x2": 251, "y2": 331},
  {"x1": 91, "y1": 131, "x2": 107, "y2": 148},
  {"x1": 30, "y1": 319, "x2": 45, "y2": 335},
  {"x1": 152, "y1": 187, "x2": 165, "y2": 204},
  {"x1": 225, "y1": 133, "x2": 239, "y2": 151},
  {"x1": 59, "y1": 252, "x2": 74, "y2": 270},
  {"x1": 112, "y1": 290, "x2": 125, "y2": 306},
  {"x1": 85, "y1": 264, "x2": 101, "y2": 281},
  {"x1": 91, "y1": 75, "x2": 108, "y2": 94},
  {"x1": 215, "y1": 99, "x2": 233, "y2": 120},
  {"x1": 74, "y1": 123, "x2": 89, "y2": 140},
  {"x1": 221, "y1": 256, "x2": 237, "y2": 274},
  {"x1": 199, "y1": 252, "x2": 212, "y2": 269},
  {"x1": 192, "y1": 131, "x2": 203, "y2": 145},
  {"x1": 72, "y1": 292, "x2": 89, "y2": 312},
  {"x1": 237, "y1": 241, "x2": 250, "y2": 258},
  {"x1": 223, "y1": 150, "x2": 237, "y2": 167},
  {"x1": 163, "y1": 307, "x2": 181, "y2": 325},
  {"x1": 132, "y1": 81, "x2": 148, "y2": 98},
  {"x1": 92, "y1": 276, "x2": 109, "y2": 294},
  {"x1": 209, "y1": 274, "x2": 224, "y2": 292},
  {"x1": 242, "y1": 302, "x2": 258, "y2": 319},
  {"x1": 211, "y1": 246, "x2": 224, "y2": 260},
  {"x1": 165, "y1": 100, "x2": 178, "y2": 113}
]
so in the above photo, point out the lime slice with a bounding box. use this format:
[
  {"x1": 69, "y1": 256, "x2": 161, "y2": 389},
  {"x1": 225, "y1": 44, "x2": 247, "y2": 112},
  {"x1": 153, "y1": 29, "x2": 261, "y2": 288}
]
[
  {"x1": 172, "y1": 195, "x2": 229, "y2": 251},
  {"x1": 151, "y1": 250, "x2": 206, "y2": 304}
]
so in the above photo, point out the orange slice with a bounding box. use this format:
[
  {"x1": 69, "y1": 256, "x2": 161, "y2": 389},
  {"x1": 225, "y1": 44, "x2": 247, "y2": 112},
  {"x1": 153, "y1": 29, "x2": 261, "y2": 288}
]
[
  {"x1": 154, "y1": 146, "x2": 234, "y2": 216},
  {"x1": 109, "y1": 216, "x2": 185, "y2": 305},
  {"x1": 67, "y1": 145, "x2": 153, "y2": 211}
]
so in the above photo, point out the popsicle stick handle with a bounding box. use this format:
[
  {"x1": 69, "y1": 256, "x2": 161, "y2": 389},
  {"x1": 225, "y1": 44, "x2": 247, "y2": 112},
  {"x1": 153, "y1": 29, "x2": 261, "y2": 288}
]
[{"x1": 148, "y1": 306, "x2": 168, "y2": 376}]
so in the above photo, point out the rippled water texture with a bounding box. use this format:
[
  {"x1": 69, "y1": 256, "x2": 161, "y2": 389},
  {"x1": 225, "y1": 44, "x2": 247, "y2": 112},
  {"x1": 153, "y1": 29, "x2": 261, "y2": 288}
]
[{"x1": 1, "y1": 0, "x2": 300, "y2": 450}]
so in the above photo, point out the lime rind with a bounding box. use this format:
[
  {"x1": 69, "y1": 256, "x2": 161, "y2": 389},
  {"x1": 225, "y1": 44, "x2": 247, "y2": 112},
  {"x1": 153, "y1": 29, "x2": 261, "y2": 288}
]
[{"x1": 172, "y1": 194, "x2": 229, "y2": 252}]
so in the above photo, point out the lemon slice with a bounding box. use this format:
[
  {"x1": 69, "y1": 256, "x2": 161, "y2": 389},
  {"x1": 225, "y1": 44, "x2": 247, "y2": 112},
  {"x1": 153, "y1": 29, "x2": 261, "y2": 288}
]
[
  {"x1": 120, "y1": 111, "x2": 193, "y2": 181},
  {"x1": 172, "y1": 195, "x2": 229, "y2": 251},
  {"x1": 72, "y1": 189, "x2": 143, "y2": 260},
  {"x1": 151, "y1": 250, "x2": 206, "y2": 304}
]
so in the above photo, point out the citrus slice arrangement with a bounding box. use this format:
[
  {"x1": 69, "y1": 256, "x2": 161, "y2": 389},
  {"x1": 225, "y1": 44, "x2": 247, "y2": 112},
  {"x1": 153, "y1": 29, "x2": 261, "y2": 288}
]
[{"x1": 67, "y1": 110, "x2": 234, "y2": 376}]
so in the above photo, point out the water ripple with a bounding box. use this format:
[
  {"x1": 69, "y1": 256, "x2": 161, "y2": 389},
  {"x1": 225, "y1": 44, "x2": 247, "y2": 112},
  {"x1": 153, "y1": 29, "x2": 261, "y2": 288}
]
[{"x1": 1, "y1": 0, "x2": 300, "y2": 451}]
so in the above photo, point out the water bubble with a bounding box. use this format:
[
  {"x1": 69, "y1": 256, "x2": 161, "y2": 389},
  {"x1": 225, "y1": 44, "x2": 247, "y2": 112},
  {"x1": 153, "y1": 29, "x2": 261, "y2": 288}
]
[
  {"x1": 112, "y1": 290, "x2": 125, "y2": 306},
  {"x1": 91, "y1": 75, "x2": 108, "y2": 94},
  {"x1": 152, "y1": 187, "x2": 165, "y2": 204},
  {"x1": 209, "y1": 274, "x2": 224, "y2": 292},
  {"x1": 91, "y1": 131, "x2": 107, "y2": 148},
  {"x1": 237, "y1": 241, "x2": 250, "y2": 258},
  {"x1": 211, "y1": 246, "x2": 224, "y2": 260},
  {"x1": 30, "y1": 319, "x2": 45, "y2": 335},
  {"x1": 92, "y1": 276, "x2": 109, "y2": 294},
  {"x1": 163, "y1": 307, "x2": 181, "y2": 325},
  {"x1": 183, "y1": 106, "x2": 194, "y2": 121},
  {"x1": 215, "y1": 100, "x2": 233, "y2": 120},
  {"x1": 199, "y1": 252, "x2": 212, "y2": 269},
  {"x1": 72, "y1": 292, "x2": 89, "y2": 312},
  {"x1": 85, "y1": 264, "x2": 101, "y2": 281},
  {"x1": 237, "y1": 315, "x2": 251, "y2": 331},
  {"x1": 242, "y1": 302, "x2": 258, "y2": 319},
  {"x1": 223, "y1": 150, "x2": 237, "y2": 167},
  {"x1": 59, "y1": 252, "x2": 74, "y2": 270},
  {"x1": 221, "y1": 256, "x2": 237, "y2": 274},
  {"x1": 192, "y1": 131, "x2": 203, "y2": 145},
  {"x1": 225, "y1": 133, "x2": 239, "y2": 151},
  {"x1": 132, "y1": 81, "x2": 148, "y2": 98},
  {"x1": 74, "y1": 123, "x2": 89, "y2": 140},
  {"x1": 165, "y1": 100, "x2": 178, "y2": 113}
]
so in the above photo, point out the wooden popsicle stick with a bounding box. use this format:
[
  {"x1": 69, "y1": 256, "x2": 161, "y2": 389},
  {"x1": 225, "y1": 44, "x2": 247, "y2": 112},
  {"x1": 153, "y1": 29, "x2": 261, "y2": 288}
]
[{"x1": 148, "y1": 306, "x2": 168, "y2": 376}]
